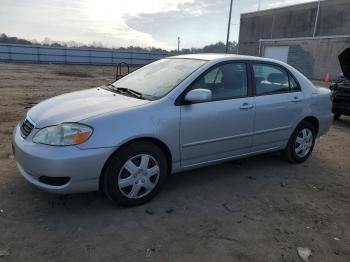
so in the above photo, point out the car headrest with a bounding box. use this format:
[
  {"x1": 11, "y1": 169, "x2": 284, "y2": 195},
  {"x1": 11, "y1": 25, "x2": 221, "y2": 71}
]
[
  {"x1": 222, "y1": 69, "x2": 243, "y2": 81},
  {"x1": 267, "y1": 73, "x2": 287, "y2": 84},
  {"x1": 255, "y1": 76, "x2": 265, "y2": 84}
]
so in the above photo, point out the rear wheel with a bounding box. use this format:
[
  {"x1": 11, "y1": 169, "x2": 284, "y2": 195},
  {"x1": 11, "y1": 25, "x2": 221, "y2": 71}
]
[
  {"x1": 103, "y1": 141, "x2": 168, "y2": 206},
  {"x1": 284, "y1": 121, "x2": 316, "y2": 163},
  {"x1": 333, "y1": 113, "x2": 341, "y2": 120}
]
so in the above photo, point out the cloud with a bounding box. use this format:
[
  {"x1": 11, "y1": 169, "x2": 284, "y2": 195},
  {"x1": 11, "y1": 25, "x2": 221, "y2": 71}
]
[
  {"x1": 266, "y1": 0, "x2": 311, "y2": 8},
  {"x1": 124, "y1": 0, "x2": 257, "y2": 48},
  {"x1": 0, "y1": 0, "x2": 315, "y2": 50},
  {"x1": 0, "y1": 0, "x2": 177, "y2": 49},
  {"x1": 124, "y1": 0, "x2": 314, "y2": 48}
]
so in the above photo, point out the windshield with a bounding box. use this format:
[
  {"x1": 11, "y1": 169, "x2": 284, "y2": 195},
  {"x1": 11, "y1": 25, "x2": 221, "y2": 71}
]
[{"x1": 111, "y1": 58, "x2": 207, "y2": 99}]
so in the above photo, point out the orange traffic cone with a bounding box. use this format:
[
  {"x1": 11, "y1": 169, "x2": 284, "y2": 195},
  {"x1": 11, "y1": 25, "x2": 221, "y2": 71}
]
[{"x1": 324, "y1": 73, "x2": 332, "y2": 82}]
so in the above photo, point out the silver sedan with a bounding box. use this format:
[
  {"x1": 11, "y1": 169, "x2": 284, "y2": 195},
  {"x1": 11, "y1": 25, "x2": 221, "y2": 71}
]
[{"x1": 13, "y1": 54, "x2": 333, "y2": 205}]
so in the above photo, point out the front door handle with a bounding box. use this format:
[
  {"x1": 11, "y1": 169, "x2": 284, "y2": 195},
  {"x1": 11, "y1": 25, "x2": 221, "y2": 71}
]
[{"x1": 240, "y1": 103, "x2": 254, "y2": 110}]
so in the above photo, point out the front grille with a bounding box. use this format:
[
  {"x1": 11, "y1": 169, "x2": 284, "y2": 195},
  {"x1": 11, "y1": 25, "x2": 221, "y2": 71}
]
[{"x1": 20, "y1": 119, "x2": 34, "y2": 138}]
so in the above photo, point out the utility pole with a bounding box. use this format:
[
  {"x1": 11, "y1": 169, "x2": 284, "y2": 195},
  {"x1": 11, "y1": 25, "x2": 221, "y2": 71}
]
[
  {"x1": 257, "y1": 0, "x2": 261, "y2": 11},
  {"x1": 313, "y1": 0, "x2": 321, "y2": 37},
  {"x1": 177, "y1": 37, "x2": 180, "y2": 54},
  {"x1": 225, "y1": 0, "x2": 233, "y2": 54}
]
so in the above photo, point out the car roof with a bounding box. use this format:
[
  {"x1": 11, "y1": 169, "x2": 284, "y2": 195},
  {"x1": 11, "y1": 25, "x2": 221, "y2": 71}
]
[{"x1": 168, "y1": 53, "x2": 282, "y2": 64}]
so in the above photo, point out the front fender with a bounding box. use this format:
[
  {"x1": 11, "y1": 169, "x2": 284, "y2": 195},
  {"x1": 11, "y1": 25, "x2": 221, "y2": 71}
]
[{"x1": 77, "y1": 100, "x2": 181, "y2": 164}]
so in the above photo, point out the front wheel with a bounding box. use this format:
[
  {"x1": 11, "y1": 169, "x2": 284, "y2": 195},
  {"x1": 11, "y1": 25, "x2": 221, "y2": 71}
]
[
  {"x1": 284, "y1": 121, "x2": 316, "y2": 163},
  {"x1": 102, "y1": 141, "x2": 168, "y2": 206}
]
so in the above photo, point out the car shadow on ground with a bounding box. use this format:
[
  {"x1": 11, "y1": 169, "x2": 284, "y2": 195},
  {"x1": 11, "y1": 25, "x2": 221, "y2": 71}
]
[
  {"x1": 333, "y1": 116, "x2": 350, "y2": 128},
  {"x1": 14, "y1": 118, "x2": 350, "y2": 216},
  {"x1": 25, "y1": 151, "x2": 290, "y2": 213}
]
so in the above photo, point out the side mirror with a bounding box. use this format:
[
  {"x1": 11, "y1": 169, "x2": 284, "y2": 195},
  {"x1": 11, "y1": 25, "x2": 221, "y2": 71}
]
[{"x1": 184, "y1": 89, "x2": 212, "y2": 103}]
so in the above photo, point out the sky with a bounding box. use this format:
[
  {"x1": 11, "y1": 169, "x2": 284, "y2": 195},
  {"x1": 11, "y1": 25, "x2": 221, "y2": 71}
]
[{"x1": 0, "y1": 0, "x2": 316, "y2": 50}]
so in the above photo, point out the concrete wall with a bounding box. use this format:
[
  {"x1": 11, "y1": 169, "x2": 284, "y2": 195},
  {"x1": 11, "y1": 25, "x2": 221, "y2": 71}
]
[
  {"x1": 0, "y1": 43, "x2": 168, "y2": 66},
  {"x1": 260, "y1": 37, "x2": 350, "y2": 80},
  {"x1": 239, "y1": 0, "x2": 350, "y2": 56},
  {"x1": 238, "y1": 0, "x2": 350, "y2": 79}
]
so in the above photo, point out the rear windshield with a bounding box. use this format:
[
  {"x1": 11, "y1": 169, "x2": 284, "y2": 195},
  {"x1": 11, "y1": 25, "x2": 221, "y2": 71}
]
[{"x1": 112, "y1": 58, "x2": 207, "y2": 98}]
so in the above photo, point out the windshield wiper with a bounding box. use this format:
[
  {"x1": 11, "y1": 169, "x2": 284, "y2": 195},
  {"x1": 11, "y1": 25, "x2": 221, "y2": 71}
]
[
  {"x1": 105, "y1": 84, "x2": 158, "y2": 100},
  {"x1": 117, "y1": 87, "x2": 143, "y2": 99},
  {"x1": 106, "y1": 84, "x2": 145, "y2": 99}
]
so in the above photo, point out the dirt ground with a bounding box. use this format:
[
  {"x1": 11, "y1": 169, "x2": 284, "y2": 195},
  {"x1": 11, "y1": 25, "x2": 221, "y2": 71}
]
[{"x1": 0, "y1": 63, "x2": 349, "y2": 262}]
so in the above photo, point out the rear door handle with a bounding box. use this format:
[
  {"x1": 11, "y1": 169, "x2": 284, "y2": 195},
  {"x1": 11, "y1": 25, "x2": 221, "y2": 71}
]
[
  {"x1": 240, "y1": 103, "x2": 254, "y2": 110},
  {"x1": 291, "y1": 96, "x2": 302, "y2": 103}
]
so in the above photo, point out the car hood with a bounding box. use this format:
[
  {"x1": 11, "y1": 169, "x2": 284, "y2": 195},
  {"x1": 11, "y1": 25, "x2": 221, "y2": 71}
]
[
  {"x1": 339, "y1": 48, "x2": 350, "y2": 78},
  {"x1": 27, "y1": 87, "x2": 150, "y2": 128}
]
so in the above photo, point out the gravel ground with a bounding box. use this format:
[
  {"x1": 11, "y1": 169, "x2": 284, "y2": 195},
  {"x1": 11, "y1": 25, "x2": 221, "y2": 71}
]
[{"x1": 0, "y1": 63, "x2": 349, "y2": 262}]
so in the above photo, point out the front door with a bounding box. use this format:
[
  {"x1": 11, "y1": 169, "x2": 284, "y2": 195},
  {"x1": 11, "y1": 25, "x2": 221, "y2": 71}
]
[{"x1": 179, "y1": 62, "x2": 255, "y2": 167}]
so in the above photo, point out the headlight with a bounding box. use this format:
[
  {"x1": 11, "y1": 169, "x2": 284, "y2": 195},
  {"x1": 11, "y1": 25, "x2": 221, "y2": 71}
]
[{"x1": 33, "y1": 123, "x2": 93, "y2": 146}]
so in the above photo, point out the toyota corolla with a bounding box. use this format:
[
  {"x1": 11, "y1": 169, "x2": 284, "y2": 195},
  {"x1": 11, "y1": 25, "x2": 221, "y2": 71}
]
[{"x1": 13, "y1": 54, "x2": 333, "y2": 205}]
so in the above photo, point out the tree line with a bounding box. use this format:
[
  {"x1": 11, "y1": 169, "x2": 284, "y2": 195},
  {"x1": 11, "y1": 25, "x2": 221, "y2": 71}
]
[{"x1": 0, "y1": 33, "x2": 238, "y2": 54}]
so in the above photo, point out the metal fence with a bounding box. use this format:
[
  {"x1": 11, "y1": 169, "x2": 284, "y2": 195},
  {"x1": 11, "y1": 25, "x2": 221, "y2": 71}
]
[{"x1": 0, "y1": 43, "x2": 169, "y2": 65}]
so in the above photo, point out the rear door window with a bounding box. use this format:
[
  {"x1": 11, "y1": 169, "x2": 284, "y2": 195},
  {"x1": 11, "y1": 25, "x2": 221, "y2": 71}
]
[
  {"x1": 289, "y1": 75, "x2": 300, "y2": 91},
  {"x1": 252, "y1": 63, "x2": 291, "y2": 95}
]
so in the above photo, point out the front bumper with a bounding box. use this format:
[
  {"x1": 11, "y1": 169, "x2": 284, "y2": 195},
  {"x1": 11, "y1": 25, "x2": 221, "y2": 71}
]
[
  {"x1": 13, "y1": 123, "x2": 115, "y2": 194},
  {"x1": 332, "y1": 104, "x2": 350, "y2": 116},
  {"x1": 332, "y1": 91, "x2": 350, "y2": 115}
]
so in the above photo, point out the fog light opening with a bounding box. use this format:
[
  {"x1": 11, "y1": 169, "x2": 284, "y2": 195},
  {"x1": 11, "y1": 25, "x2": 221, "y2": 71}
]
[{"x1": 38, "y1": 176, "x2": 70, "y2": 186}]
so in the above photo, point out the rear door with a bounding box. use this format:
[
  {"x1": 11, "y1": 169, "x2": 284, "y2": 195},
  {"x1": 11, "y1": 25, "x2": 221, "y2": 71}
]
[{"x1": 251, "y1": 62, "x2": 304, "y2": 151}]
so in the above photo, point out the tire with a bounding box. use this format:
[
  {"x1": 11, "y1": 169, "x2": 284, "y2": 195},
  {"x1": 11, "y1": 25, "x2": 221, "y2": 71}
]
[
  {"x1": 284, "y1": 121, "x2": 316, "y2": 163},
  {"x1": 102, "y1": 141, "x2": 168, "y2": 206},
  {"x1": 333, "y1": 113, "x2": 341, "y2": 120}
]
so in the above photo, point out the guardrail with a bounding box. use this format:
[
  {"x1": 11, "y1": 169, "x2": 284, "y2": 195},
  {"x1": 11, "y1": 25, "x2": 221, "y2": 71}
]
[{"x1": 0, "y1": 43, "x2": 169, "y2": 65}]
